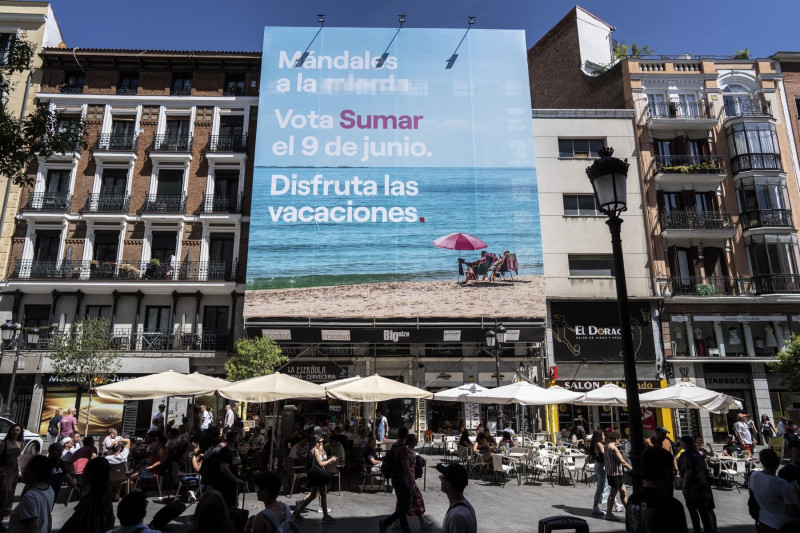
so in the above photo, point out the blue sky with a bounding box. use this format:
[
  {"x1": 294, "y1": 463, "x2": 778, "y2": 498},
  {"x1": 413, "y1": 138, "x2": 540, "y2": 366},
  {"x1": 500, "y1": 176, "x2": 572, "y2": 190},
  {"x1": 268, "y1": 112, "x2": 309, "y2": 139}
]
[{"x1": 47, "y1": 0, "x2": 798, "y2": 58}]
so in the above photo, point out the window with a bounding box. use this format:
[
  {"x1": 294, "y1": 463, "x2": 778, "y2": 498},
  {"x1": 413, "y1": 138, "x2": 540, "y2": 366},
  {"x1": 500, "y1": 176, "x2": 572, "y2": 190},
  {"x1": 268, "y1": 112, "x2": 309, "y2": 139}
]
[
  {"x1": 746, "y1": 235, "x2": 799, "y2": 276},
  {"x1": 0, "y1": 33, "x2": 15, "y2": 66},
  {"x1": 24, "y1": 304, "x2": 51, "y2": 328},
  {"x1": 144, "y1": 306, "x2": 171, "y2": 333},
  {"x1": 562, "y1": 194, "x2": 601, "y2": 216},
  {"x1": 568, "y1": 255, "x2": 615, "y2": 277},
  {"x1": 726, "y1": 122, "x2": 782, "y2": 173},
  {"x1": 85, "y1": 306, "x2": 111, "y2": 320},
  {"x1": 224, "y1": 75, "x2": 245, "y2": 96},
  {"x1": 171, "y1": 75, "x2": 192, "y2": 95},
  {"x1": 558, "y1": 139, "x2": 604, "y2": 158},
  {"x1": 62, "y1": 74, "x2": 84, "y2": 93},
  {"x1": 795, "y1": 98, "x2": 800, "y2": 118},
  {"x1": 117, "y1": 74, "x2": 138, "y2": 95}
]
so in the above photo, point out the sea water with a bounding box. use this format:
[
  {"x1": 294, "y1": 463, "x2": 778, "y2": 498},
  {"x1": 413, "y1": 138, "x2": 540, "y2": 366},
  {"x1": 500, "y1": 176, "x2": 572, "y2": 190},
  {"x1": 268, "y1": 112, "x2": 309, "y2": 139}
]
[{"x1": 247, "y1": 167, "x2": 542, "y2": 290}]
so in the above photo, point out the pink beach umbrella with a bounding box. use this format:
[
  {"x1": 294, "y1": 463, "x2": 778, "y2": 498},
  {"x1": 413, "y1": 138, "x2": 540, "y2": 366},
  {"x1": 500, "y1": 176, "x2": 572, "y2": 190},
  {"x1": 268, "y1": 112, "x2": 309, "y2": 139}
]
[{"x1": 433, "y1": 232, "x2": 488, "y2": 282}]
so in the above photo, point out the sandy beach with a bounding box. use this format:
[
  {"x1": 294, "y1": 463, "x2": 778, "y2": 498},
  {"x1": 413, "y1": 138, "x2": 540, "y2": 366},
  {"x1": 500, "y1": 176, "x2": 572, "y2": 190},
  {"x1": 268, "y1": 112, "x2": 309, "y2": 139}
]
[{"x1": 244, "y1": 275, "x2": 546, "y2": 319}]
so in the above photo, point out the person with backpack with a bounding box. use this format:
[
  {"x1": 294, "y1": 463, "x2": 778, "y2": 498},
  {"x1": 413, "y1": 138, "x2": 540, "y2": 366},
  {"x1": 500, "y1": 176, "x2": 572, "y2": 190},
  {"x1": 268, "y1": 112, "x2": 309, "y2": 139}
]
[
  {"x1": 246, "y1": 472, "x2": 297, "y2": 533},
  {"x1": 378, "y1": 427, "x2": 413, "y2": 533},
  {"x1": 47, "y1": 409, "x2": 63, "y2": 445}
]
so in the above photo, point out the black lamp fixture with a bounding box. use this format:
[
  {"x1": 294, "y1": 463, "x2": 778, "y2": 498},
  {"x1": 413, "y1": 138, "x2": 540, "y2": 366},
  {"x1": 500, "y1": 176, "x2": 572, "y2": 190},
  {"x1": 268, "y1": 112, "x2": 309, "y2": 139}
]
[
  {"x1": 485, "y1": 323, "x2": 507, "y2": 432},
  {"x1": 317, "y1": 14, "x2": 325, "y2": 25},
  {"x1": 398, "y1": 14, "x2": 406, "y2": 28},
  {"x1": 468, "y1": 16, "x2": 476, "y2": 26},
  {"x1": 586, "y1": 146, "x2": 644, "y2": 491},
  {"x1": 1, "y1": 320, "x2": 39, "y2": 417}
]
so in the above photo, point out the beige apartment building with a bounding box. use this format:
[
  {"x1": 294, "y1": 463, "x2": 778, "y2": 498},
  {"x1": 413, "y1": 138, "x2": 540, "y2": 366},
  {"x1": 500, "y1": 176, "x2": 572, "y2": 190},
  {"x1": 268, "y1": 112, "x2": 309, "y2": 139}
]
[{"x1": 530, "y1": 6, "x2": 800, "y2": 441}]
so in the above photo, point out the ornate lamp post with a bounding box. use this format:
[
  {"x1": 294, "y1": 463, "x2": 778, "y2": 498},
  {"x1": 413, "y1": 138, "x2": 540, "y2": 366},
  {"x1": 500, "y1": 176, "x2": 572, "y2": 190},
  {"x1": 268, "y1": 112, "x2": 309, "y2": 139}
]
[
  {"x1": 485, "y1": 323, "x2": 507, "y2": 433},
  {"x1": 1, "y1": 320, "x2": 40, "y2": 418},
  {"x1": 586, "y1": 147, "x2": 644, "y2": 490}
]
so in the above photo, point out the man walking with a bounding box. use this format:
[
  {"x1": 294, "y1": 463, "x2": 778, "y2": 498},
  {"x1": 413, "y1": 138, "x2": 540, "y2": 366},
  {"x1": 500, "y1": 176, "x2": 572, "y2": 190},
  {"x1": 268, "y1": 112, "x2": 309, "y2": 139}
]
[
  {"x1": 224, "y1": 404, "x2": 235, "y2": 432},
  {"x1": 626, "y1": 447, "x2": 689, "y2": 533},
  {"x1": 735, "y1": 413, "x2": 753, "y2": 454},
  {"x1": 200, "y1": 404, "x2": 213, "y2": 434},
  {"x1": 376, "y1": 410, "x2": 388, "y2": 443},
  {"x1": 378, "y1": 426, "x2": 412, "y2": 533},
  {"x1": 59, "y1": 408, "x2": 78, "y2": 440},
  {"x1": 437, "y1": 463, "x2": 477, "y2": 533}
]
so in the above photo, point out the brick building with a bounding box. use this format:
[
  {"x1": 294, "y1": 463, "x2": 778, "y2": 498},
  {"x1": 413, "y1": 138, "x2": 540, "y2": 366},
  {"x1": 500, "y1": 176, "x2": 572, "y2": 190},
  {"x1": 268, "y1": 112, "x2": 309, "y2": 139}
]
[
  {"x1": 0, "y1": 47, "x2": 259, "y2": 432},
  {"x1": 530, "y1": 6, "x2": 800, "y2": 441}
]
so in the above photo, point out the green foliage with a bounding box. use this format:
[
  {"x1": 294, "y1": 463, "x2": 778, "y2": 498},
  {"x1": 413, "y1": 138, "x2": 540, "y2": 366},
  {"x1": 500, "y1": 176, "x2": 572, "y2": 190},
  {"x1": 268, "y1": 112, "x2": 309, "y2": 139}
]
[
  {"x1": 732, "y1": 48, "x2": 751, "y2": 60},
  {"x1": 225, "y1": 336, "x2": 288, "y2": 381},
  {"x1": 769, "y1": 334, "x2": 800, "y2": 392},
  {"x1": 0, "y1": 33, "x2": 87, "y2": 186},
  {"x1": 612, "y1": 41, "x2": 654, "y2": 61},
  {"x1": 49, "y1": 317, "x2": 121, "y2": 389},
  {"x1": 696, "y1": 284, "x2": 717, "y2": 296}
]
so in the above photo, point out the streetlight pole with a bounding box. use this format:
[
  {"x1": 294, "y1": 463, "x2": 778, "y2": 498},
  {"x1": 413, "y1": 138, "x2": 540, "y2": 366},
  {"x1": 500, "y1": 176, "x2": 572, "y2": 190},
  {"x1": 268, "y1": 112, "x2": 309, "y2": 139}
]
[
  {"x1": 1, "y1": 320, "x2": 39, "y2": 418},
  {"x1": 485, "y1": 324, "x2": 507, "y2": 434},
  {"x1": 586, "y1": 147, "x2": 644, "y2": 491}
]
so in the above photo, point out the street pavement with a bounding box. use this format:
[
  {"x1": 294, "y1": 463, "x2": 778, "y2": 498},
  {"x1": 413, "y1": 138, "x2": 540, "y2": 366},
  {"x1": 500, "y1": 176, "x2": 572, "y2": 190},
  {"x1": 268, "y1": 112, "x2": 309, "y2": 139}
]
[{"x1": 39, "y1": 460, "x2": 754, "y2": 533}]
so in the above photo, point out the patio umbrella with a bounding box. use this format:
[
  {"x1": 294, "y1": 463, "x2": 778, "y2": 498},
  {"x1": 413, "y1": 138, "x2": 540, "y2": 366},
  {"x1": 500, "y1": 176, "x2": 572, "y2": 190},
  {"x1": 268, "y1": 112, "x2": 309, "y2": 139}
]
[
  {"x1": 638, "y1": 382, "x2": 743, "y2": 414},
  {"x1": 218, "y1": 372, "x2": 326, "y2": 402},
  {"x1": 326, "y1": 374, "x2": 433, "y2": 402},
  {"x1": 573, "y1": 383, "x2": 628, "y2": 406},
  {"x1": 469, "y1": 381, "x2": 584, "y2": 406},
  {"x1": 321, "y1": 375, "x2": 362, "y2": 390},
  {"x1": 94, "y1": 370, "x2": 224, "y2": 400},
  {"x1": 432, "y1": 383, "x2": 489, "y2": 401}
]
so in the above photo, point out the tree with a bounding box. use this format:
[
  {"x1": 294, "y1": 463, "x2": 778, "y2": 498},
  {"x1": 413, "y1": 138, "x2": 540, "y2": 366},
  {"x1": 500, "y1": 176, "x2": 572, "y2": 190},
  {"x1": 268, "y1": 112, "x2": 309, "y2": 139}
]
[
  {"x1": 0, "y1": 32, "x2": 86, "y2": 186},
  {"x1": 612, "y1": 41, "x2": 654, "y2": 61},
  {"x1": 769, "y1": 334, "x2": 800, "y2": 392},
  {"x1": 732, "y1": 48, "x2": 751, "y2": 60},
  {"x1": 49, "y1": 317, "x2": 121, "y2": 434},
  {"x1": 225, "y1": 336, "x2": 288, "y2": 381}
]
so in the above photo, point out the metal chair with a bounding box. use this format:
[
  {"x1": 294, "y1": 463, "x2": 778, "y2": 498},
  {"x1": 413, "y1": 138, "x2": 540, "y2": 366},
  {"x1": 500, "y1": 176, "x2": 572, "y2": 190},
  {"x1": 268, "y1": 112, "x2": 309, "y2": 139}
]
[{"x1": 284, "y1": 457, "x2": 308, "y2": 497}]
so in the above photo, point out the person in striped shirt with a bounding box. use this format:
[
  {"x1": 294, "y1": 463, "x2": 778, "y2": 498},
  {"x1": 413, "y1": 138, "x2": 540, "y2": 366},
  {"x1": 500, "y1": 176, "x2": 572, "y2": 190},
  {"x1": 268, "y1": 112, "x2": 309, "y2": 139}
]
[{"x1": 604, "y1": 430, "x2": 633, "y2": 521}]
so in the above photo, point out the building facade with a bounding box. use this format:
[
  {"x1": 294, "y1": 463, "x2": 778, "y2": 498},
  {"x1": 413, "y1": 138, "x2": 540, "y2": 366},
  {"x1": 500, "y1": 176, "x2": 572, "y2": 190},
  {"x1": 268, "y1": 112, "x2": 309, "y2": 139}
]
[
  {"x1": 0, "y1": 47, "x2": 259, "y2": 433},
  {"x1": 530, "y1": 6, "x2": 800, "y2": 441}
]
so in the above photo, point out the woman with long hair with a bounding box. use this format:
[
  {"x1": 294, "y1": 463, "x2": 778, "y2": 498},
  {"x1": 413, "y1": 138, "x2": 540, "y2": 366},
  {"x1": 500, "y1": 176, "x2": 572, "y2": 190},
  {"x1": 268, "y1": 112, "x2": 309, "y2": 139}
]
[
  {"x1": 603, "y1": 431, "x2": 632, "y2": 522},
  {"x1": 678, "y1": 435, "x2": 717, "y2": 533},
  {"x1": 401, "y1": 434, "x2": 433, "y2": 529},
  {"x1": 189, "y1": 490, "x2": 234, "y2": 533},
  {"x1": 0, "y1": 423, "x2": 24, "y2": 525},
  {"x1": 587, "y1": 430, "x2": 609, "y2": 516},
  {"x1": 61, "y1": 457, "x2": 115, "y2": 533},
  {"x1": 761, "y1": 414, "x2": 777, "y2": 443},
  {"x1": 294, "y1": 436, "x2": 336, "y2": 524}
]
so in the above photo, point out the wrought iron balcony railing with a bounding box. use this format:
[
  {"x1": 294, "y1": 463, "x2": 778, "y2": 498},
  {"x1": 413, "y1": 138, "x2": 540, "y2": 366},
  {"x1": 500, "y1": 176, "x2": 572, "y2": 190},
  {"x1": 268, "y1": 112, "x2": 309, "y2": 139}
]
[
  {"x1": 60, "y1": 84, "x2": 83, "y2": 94},
  {"x1": 730, "y1": 153, "x2": 782, "y2": 174},
  {"x1": 208, "y1": 134, "x2": 247, "y2": 152},
  {"x1": 724, "y1": 98, "x2": 772, "y2": 119},
  {"x1": 95, "y1": 133, "x2": 138, "y2": 152},
  {"x1": 650, "y1": 155, "x2": 725, "y2": 178},
  {"x1": 740, "y1": 209, "x2": 794, "y2": 230},
  {"x1": 170, "y1": 86, "x2": 192, "y2": 96},
  {"x1": 659, "y1": 210, "x2": 734, "y2": 231},
  {"x1": 23, "y1": 192, "x2": 72, "y2": 212},
  {"x1": 10, "y1": 259, "x2": 239, "y2": 282},
  {"x1": 658, "y1": 276, "x2": 751, "y2": 297},
  {"x1": 750, "y1": 274, "x2": 800, "y2": 295},
  {"x1": 116, "y1": 86, "x2": 138, "y2": 95},
  {"x1": 201, "y1": 193, "x2": 243, "y2": 213},
  {"x1": 151, "y1": 134, "x2": 192, "y2": 152},
  {"x1": 223, "y1": 86, "x2": 244, "y2": 96},
  {"x1": 142, "y1": 194, "x2": 187, "y2": 213},
  {"x1": 646, "y1": 101, "x2": 715, "y2": 120},
  {"x1": 84, "y1": 194, "x2": 130, "y2": 213},
  {"x1": 108, "y1": 329, "x2": 231, "y2": 351}
]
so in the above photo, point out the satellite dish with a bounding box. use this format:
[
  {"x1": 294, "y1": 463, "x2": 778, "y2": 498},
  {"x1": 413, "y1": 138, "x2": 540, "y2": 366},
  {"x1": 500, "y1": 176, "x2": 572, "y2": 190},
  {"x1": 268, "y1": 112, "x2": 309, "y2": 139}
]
[{"x1": 57, "y1": 42, "x2": 67, "y2": 49}]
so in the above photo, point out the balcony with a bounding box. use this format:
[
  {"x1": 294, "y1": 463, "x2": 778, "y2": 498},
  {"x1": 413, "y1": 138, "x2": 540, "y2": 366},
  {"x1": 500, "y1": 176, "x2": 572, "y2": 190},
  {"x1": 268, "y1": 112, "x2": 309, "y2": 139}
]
[
  {"x1": 730, "y1": 153, "x2": 782, "y2": 175},
  {"x1": 659, "y1": 210, "x2": 734, "y2": 231},
  {"x1": 208, "y1": 134, "x2": 247, "y2": 152},
  {"x1": 142, "y1": 194, "x2": 187, "y2": 213},
  {"x1": 60, "y1": 84, "x2": 83, "y2": 94},
  {"x1": 223, "y1": 86, "x2": 244, "y2": 96},
  {"x1": 23, "y1": 192, "x2": 72, "y2": 212},
  {"x1": 95, "y1": 133, "x2": 138, "y2": 152},
  {"x1": 740, "y1": 209, "x2": 794, "y2": 231},
  {"x1": 116, "y1": 87, "x2": 138, "y2": 95},
  {"x1": 170, "y1": 86, "x2": 191, "y2": 96},
  {"x1": 723, "y1": 99, "x2": 772, "y2": 120},
  {"x1": 151, "y1": 134, "x2": 192, "y2": 152},
  {"x1": 84, "y1": 194, "x2": 130, "y2": 213},
  {"x1": 658, "y1": 276, "x2": 751, "y2": 297},
  {"x1": 644, "y1": 101, "x2": 718, "y2": 131},
  {"x1": 10, "y1": 259, "x2": 238, "y2": 282},
  {"x1": 109, "y1": 329, "x2": 230, "y2": 351},
  {"x1": 201, "y1": 193, "x2": 243, "y2": 214},
  {"x1": 650, "y1": 155, "x2": 727, "y2": 189},
  {"x1": 750, "y1": 274, "x2": 800, "y2": 295}
]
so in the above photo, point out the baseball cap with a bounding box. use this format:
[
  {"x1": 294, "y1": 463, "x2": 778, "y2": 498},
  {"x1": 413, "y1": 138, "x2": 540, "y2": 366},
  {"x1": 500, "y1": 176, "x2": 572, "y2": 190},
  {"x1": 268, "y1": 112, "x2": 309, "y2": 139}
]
[
  {"x1": 436, "y1": 462, "x2": 468, "y2": 491},
  {"x1": 655, "y1": 426, "x2": 669, "y2": 433},
  {"x1": 61, "y1": 437, "x2": 72, "y2": 445}
]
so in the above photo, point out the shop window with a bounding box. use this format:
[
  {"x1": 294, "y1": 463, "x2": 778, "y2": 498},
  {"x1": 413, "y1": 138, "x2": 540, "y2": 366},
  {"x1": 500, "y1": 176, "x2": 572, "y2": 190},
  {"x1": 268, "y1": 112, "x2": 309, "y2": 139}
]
[
  {"x1": 568, "y1": 255, "x2": 614, "y2": 277},
  {"x1": 669, "y1": 320, "x2": 689, "y2": 357}
]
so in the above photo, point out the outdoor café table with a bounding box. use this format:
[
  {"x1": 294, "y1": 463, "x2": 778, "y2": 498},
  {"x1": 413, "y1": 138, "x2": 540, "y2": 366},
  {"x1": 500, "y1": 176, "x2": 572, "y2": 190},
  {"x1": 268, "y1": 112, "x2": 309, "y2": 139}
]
[{"x1": 492, "y1": 452, "x2": 526, "y2": 485}]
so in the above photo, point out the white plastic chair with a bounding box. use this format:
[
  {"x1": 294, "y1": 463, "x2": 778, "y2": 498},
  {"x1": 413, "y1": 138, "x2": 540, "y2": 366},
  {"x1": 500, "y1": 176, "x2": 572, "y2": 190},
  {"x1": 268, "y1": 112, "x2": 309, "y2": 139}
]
[{"x1": 491, "y1": 454, "x2": 516, "y2": 487}]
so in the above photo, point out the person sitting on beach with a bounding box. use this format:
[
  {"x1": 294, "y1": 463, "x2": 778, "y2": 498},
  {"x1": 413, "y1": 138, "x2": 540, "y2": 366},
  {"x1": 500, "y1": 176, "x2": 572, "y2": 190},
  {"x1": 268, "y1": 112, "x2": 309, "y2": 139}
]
[{"x1": 489, "y1": 251, "x2": 509, "y2": 280}]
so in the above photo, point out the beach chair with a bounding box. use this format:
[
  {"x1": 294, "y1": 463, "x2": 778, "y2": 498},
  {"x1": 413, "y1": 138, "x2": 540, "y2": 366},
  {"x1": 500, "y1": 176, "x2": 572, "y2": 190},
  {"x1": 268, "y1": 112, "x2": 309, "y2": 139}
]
[
  {"x1": 497, "y1": 253, "x2": 518, "y2": 280},
  {"x1": 475, "y1": 259, "x2": 491, "y2": 281}
]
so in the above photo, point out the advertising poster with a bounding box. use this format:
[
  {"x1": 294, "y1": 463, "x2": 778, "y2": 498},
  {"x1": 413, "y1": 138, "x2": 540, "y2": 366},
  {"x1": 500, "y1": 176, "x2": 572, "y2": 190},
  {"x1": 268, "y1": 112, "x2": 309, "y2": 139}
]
[{"x1": 247, "y1": 27, "x2": 542, "y2": 317}]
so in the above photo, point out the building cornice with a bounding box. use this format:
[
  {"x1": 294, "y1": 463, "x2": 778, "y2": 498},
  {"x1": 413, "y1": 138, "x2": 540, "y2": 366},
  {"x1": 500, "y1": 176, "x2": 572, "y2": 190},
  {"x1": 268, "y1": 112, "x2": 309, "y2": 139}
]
[
  {"x1": 35, "y1": 93, "x2": 259, "y2": 106},
  {"x1": 531, "y1": 109, "x2": 635, "y2": 119}
]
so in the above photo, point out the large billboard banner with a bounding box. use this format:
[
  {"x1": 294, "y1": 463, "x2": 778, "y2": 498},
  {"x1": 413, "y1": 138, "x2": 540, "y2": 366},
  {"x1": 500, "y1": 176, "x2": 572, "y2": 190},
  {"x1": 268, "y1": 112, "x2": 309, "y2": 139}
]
[{"x1": 247, "y1": 27, "x2": 542, "y2": 317}]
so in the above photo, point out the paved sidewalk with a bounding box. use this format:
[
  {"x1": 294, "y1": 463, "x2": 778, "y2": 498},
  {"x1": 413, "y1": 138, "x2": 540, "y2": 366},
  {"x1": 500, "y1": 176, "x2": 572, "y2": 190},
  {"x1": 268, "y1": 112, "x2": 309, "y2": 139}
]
[{"x1": 42, "y1": 461, "x2": 754, "y2": 533}]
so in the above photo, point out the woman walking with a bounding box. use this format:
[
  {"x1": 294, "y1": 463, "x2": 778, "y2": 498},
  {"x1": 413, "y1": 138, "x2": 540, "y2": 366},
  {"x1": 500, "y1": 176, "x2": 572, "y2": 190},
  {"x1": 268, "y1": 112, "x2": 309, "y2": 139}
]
[
  {"x1": 761, "y1": 415, "x2": 777, "y2": 444},
  {"x1": 678, "y1": 436, "x2": 717, "y2": 533},
  {"x1": 402, "y1": 435, "x2": 433, "y2": 529},
  {"x1": 0, "y1": 423, "x2": 23, "y2": 528},
  {"x1": 588, "y1": 430, "x2": 610, "y2": 516},
  {"x1": 294, "y1": 436, "x2": 336, "y2": 524},
  {"x1": 603, "y1": 431, "x2": 632, "y2": 522}
]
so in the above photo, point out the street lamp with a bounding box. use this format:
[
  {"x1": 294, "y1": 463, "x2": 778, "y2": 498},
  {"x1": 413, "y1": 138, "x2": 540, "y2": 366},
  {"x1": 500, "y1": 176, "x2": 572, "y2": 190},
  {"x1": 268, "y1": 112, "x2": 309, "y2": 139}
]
[
  {"x1": 585, "y1": 146, "x2": 645, "y2": 490},
  {"x1": 1, "y1": 320, "x2": 40, "y2": 418},
  {"x1": 485, "y1": 323, "x2": 507, "y2": 433}
]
